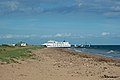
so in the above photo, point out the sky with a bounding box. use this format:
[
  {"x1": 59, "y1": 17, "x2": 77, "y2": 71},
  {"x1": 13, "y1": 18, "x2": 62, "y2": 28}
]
[{"x1": 0, "y1": 0, "x2": 120, "y2": 45}]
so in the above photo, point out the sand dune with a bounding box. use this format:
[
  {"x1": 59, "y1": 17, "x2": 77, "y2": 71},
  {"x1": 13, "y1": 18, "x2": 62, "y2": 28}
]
[{"x1": 0, "y1": 48, "x2": 120, "y2": 80}]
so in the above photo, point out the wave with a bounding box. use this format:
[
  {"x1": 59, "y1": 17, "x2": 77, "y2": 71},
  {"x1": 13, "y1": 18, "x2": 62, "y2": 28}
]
[
  {"x1": 107, "y1": 50, "x2": 114, "y2": 53},
  {"x1": 72, "y1": 47, "x2": 120, "y2": 59}
]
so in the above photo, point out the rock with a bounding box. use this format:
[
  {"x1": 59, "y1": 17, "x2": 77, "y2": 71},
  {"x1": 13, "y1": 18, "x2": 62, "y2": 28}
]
[
  {"x1": 101, "y1": 74, "x2": 119, "y2": 78},
  {"x1": 103, "y1": 67, "x2": 107, "y2": 70}
]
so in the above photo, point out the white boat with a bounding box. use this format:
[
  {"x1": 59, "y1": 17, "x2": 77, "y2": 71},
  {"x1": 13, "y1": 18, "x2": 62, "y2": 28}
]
[{"x1": 42, "y1": 40, "x2": 71, "y2": 48}]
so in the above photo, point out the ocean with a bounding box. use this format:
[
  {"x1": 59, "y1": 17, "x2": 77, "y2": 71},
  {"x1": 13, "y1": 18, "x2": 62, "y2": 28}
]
[{"x1": 72, "y1": 45, "x2": 120, "y2": 59}]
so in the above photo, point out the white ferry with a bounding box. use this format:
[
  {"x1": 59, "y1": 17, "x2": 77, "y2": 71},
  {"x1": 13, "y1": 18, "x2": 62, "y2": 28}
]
[{"x1": 42, "y1": 40, "x2": 71, "y2": 48}]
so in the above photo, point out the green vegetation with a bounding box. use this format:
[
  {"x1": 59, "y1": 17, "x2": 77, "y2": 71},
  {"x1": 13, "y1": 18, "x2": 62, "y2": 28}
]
[{"x1": 0, "y1": 46, "x2": 43, "y2": 63}]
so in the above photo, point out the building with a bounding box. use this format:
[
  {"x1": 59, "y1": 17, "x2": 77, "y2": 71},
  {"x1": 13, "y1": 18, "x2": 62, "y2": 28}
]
[
  {"x1": 15, "y1": 41, "x2": 27, "y2": 47},
  {"x1": 20, "y1": 43, "x2": 27, "y2": 47}
]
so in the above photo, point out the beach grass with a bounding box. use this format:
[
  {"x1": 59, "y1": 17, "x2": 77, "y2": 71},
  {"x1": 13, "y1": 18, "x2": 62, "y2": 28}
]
[{"x1": 0, "y1": 46, "x2": 43, "y2": 63}]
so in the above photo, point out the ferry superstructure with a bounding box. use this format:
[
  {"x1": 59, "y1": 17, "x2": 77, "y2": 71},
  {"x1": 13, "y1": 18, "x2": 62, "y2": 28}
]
[{"x1": 42, "y1": 40, "x2": 71, "y2": 48}]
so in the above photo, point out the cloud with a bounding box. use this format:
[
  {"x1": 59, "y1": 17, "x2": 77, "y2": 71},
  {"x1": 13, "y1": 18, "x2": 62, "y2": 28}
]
[
  {"x1": 0, "y1": 0, "x2": 120, "y2": 17},
  {"x1": 0, "y1": 34, "x2": 37, "y2": 39},
  {"x1": 111, "y1": 6, "x2": 120, "y2": 11},
  {"x1": 75, "y1": 0, "x2": 120, "y2": 17},
  {"x1": 0, "y1": 1, "x2": 19, "y2": 11},
  {"x1": 3, "y1": 34, "x2": 14, "y2": 38},
  {"x1": 101, "y1": 32, "x2": 110, "y2": 36},
  {"x1": 0, "y1": 33, "x2": 72, "y2": 39},
  {"x1": 0, "y1": 0, "x2": 43, "y2": 15},
  {"x1": 40, "y1": 35, "x2": 52, "y2": 38},
  {"x1": 55, "y1": 33, "x2": 71, "y2": 37},
  {"x1": 103, "y1": 6, "x2": 120, "y2": 17},
  {"x1": 103, "y1": 12, "x2": 120, "y2": 17}
]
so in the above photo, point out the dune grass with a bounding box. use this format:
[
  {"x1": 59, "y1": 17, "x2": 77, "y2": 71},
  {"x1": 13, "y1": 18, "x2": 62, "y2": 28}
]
[{"x1": 0, "y1": 46, "x2": 43, "y2": 63}]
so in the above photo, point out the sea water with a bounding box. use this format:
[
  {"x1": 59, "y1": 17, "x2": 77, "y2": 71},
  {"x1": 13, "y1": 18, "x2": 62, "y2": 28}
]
[{"x1": 72, "y1": 45, "x2": 120, "y2": 59}]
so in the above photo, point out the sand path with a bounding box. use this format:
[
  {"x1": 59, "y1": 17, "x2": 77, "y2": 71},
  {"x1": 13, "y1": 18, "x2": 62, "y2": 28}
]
[{"x1": 0, "y1": 48, "x2": 120, "y2": 80}]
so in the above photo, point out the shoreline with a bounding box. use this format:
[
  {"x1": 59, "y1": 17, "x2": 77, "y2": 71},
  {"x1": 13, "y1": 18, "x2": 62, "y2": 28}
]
[
  {"x1": 68, "y1": 48, "x2": 120, "y2": 64},
  {"x1": 70, "y1": 47, "x2": 120, "y2": 60},
  {"x1": 0, "y1": 48, "x2": 120, "y2": 80},
  {"x1": 56, "y1": 48, "x2": 120, "y2": 64}
]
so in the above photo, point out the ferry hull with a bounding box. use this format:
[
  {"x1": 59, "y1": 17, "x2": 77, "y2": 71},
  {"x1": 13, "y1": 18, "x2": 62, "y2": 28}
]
[{"x1": 42, "y1": 40, "x2": 71, "y2": 48}]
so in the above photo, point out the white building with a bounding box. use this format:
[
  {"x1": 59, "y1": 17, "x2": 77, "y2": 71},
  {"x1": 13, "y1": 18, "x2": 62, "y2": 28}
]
[
  {"x1": 16, "y1": 42, "x2": 27, "y2": 47},
  {"x1": 11, "y1": 43, "x2": 16, "y2": 46},
  {"x1": 42, "y1": 40, "x2": 71, "y2": 48},
  {"x1": 20, "y1": 43, "x2": 27, "y2": 47}
]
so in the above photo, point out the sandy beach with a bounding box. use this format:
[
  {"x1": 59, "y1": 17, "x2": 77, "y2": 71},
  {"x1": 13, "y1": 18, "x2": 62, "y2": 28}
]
[{"x1": 0, "y1": 48, "x2": 120, "y2": 80}]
